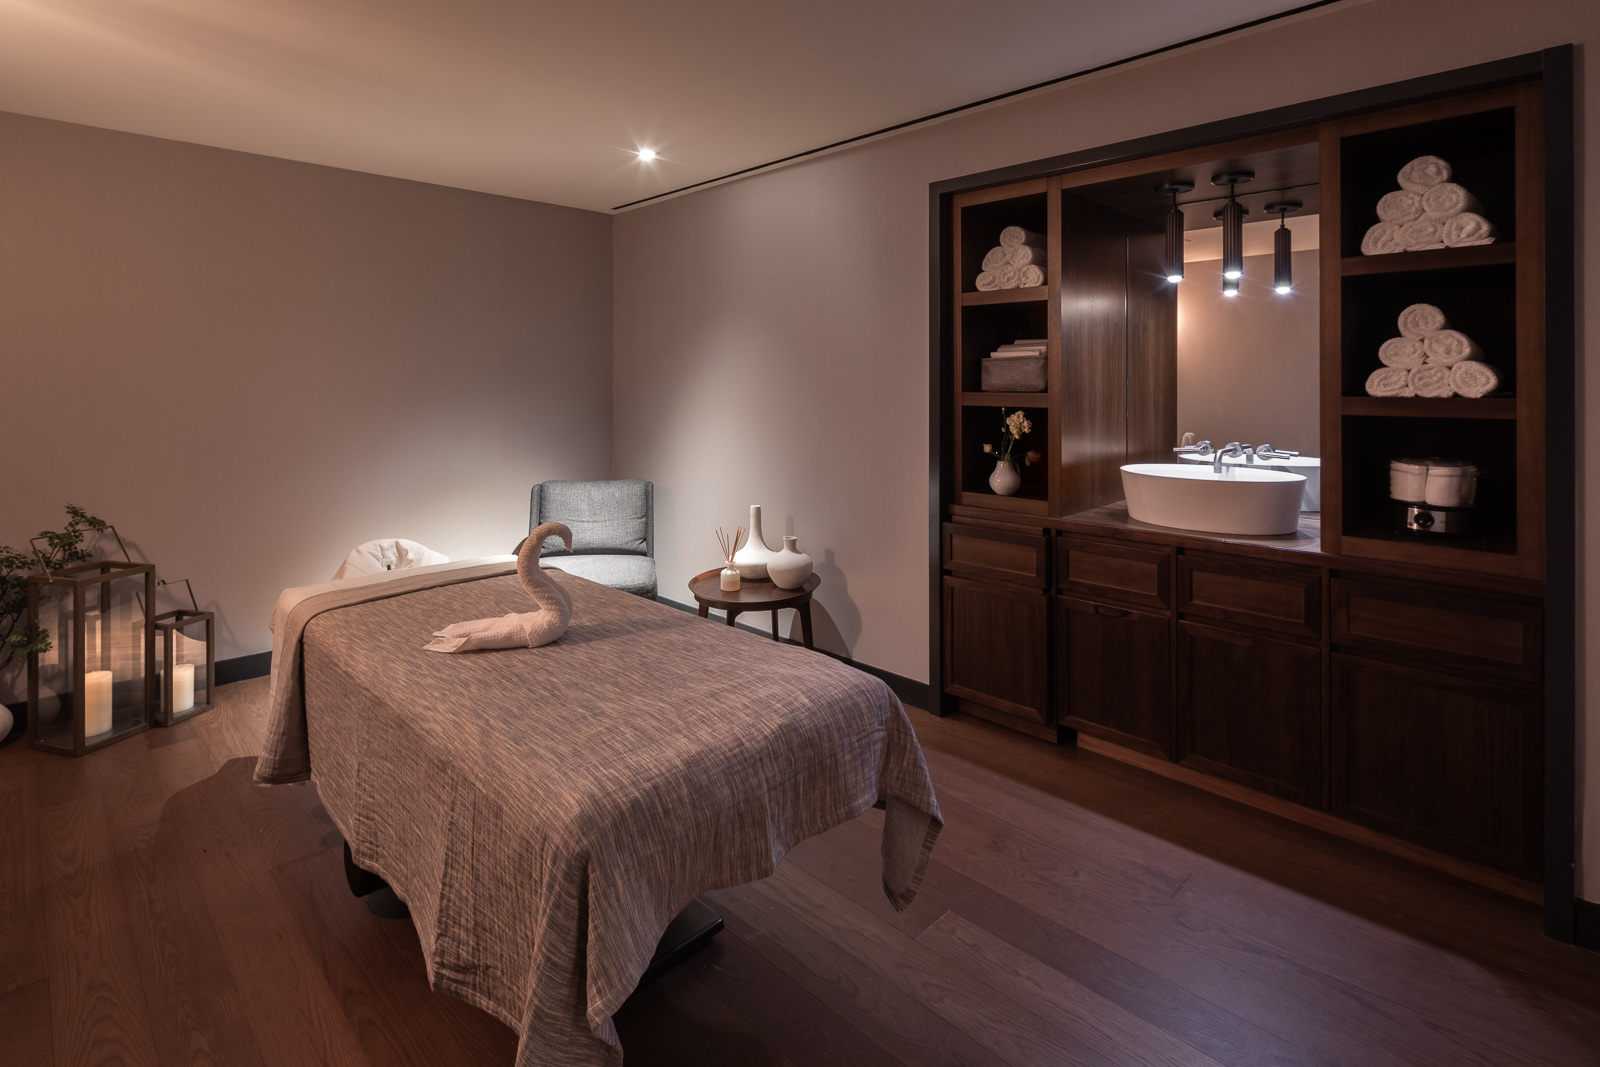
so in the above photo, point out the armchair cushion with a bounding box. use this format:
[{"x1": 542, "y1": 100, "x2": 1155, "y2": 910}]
[
  {"x1": 538, "y1": 554, "x2": 657, "y2": 599},
  {"x1": 530, "y1": 480, "x2": 653, "y2": 557}
]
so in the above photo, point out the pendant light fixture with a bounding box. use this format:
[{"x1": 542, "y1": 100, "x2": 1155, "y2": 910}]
[
  {"x1": 1266, "y1": 200, "x2": 1300, "y2": 294},
  {"x1": 1212, "y1": 171, "x2": 1253, "y2": 295},
  {"x1": 1155, "y1": 181, "x2": 1193, "y2": 284}
]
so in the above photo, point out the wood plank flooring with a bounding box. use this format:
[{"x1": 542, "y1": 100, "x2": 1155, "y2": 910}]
[{"x1": 4, "y1": 676, "x2": 1600, "y2": 1066}]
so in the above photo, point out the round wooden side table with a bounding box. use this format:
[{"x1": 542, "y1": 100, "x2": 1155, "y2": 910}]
[{"x1": 689, "y1": 570, "x2": 820, "y2": 650}]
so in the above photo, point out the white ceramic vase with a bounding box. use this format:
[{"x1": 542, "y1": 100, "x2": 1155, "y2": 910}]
[
  {"x1": 731, "y1": 504, "x2": 776, "y2": 580},
  {"x1": 0, "y1": 703, "x2": 11, "y2": 743},
  {"x1": 989, "y1": 460, "x2": 1021, "y2": 496},
  {"x1": 768, "y1": 536, "x2": 814, "y2": 589}
]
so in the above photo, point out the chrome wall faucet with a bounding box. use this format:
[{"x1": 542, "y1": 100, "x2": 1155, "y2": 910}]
[{"x1": 1214, "y1": 442, "x2": 1250, "y2": 473}]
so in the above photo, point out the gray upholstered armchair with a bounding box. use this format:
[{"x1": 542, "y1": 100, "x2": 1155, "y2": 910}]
[{"x1": 527, "y1": 479, "x2": 656, "y2": 599}]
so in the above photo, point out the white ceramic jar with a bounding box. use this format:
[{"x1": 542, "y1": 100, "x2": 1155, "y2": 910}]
[{"x1": 768, "y1": 536, "x2": 814, "y2": 589}]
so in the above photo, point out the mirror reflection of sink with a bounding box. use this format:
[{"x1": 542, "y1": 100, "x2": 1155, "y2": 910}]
[
  {"x1": 1178, "y1": 452, "x2": 1321, "y2": 511},
  {"x1": 1121, "y1": 463, "x2": 1306, "y2": 536}
]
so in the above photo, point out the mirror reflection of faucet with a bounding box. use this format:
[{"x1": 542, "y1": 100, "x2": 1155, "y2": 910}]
[{"x1": 1172, "y1": 434, "x2": 1321, "y2": 511}]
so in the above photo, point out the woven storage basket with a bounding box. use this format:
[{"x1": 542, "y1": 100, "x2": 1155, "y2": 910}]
[{"x1": 980, "y1": 356, "x2": 1046, "y2": 392}]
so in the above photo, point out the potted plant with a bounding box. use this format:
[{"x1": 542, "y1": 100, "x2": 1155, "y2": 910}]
[{"x1": 981, "y1": 408, "x2": 1043, "y2": 496}]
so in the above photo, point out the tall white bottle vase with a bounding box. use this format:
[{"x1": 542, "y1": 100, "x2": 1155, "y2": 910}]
[
  {"x1": 768, "y1": 536, "x2": 814, "y2": 589},
  {"x1": 731, "y1": 505, "x2": 777, "y2": 580}
]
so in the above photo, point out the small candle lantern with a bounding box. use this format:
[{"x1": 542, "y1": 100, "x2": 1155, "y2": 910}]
[
  {"x1": 27, "y1": 559, "x2": 155, "y2": 755},
  {"x1": 152, "y1": 580, "x2": 215, "y2": 726}
]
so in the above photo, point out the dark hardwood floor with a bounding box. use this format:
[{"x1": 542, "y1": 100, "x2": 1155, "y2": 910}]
[{"x1": 4, "y1": 676, "x2": 1600, "y2": 1066}]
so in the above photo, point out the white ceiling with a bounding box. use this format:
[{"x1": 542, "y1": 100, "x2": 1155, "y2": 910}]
[{"x1": 0, "y1": 0, "x2": 1315, "y2": 213}]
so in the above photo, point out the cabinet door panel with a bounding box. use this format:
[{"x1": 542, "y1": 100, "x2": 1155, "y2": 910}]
[
  {"x1": 943, "y1": 576, "x2": 1048, "y2": 723},
  {"x1": 1331, "y1": 654, "x2": 1541, "y2": 875},
  {"x1": 1056, "y1": 537, "x2": 1171, "y2": 612},
  {"x1": 943, "y1": 522, "x2": 1048, "y2": 587},
  {"x1": 1178, "y1": 620, "x2": 1324, "y2": 806},
  {"x1": 1055, "y1": 596, "x2": 1171, "y2": 757}
]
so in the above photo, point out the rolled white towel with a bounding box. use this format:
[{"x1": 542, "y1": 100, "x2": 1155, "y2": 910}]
[
  {"x1": 1366, "y1": 367, "x2": 1415, "y2": 397},
  {"x1": 998, "y1": 226, "x2": 1044, "y2": 249},
  {"x1": 974, "y1": 271, "x2": 1001, "y2": 292},
  {"x1": 1376, "y1": 190, "x2": 1424, "y2": 223},
  {"x1": 1378, "y1": 337, "x2": 1426, "y2": 368},
  {"x1": 1398, "y1": 155, "x2": 1452, "y2": 192},
  {"x1": 1450, "y1": 361, "x2": 1501, "y2": 398},
  {"x1": 1398, "y1": 303, "x2": 1448, "y2": 339},
  {"x1": 1017, "y1": 264, "x2": 1045, "y2": 288},
  {"x1": 1422, "y1": 329, "x2": 1483, "y2": 367},
  {"x1": 1361, "y1": 221, "x2": 1407, "y2": 256},
  {"x1": 1443, "y1": 212, "x2": 1499, "y2": 247},
  {"x1": 995, "y1": 264, "x2": 1022, "y2": 289},
  {"x1": 1420, "y1": 182, "x2": 1482, "y2": 217},
  {"x1": 1007, "y1": 243, "x2": 1046, "y2": 268},
  {"x1": 1399, "y1": 216, "x2": 1446, "y2": 251},
  {"x1": 981, "y1": 246, "x2": 1010, "y2": 272},
  {"x1": 1409, "y1": 363, "x2": 1455, "y2": 398}
]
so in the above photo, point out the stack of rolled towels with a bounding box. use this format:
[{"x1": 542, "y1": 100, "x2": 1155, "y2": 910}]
[
  {"x1": 1364, "y1": 303, "x2": 1501, "y2": 398},
  {"x1": 1361, "y1": 156, "x2": 1499, "y2": 255},
  {"x1": 975, "y1": 226, "x2": 1046, "y2": 291}
]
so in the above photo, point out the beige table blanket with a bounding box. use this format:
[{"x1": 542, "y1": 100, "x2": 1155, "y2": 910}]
[{"x1": 255, "y1": 565, "x2": 941, "y2": 1066}]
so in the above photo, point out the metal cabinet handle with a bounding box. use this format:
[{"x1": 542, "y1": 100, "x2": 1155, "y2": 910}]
[{"x1": 1093, "y1": 604, "x2": 1129, "y2": 618}]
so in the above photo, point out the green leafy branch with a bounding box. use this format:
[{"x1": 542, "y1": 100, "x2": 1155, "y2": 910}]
[{"x1": 1, "y1": 505, "x2": 111, "y2": 678}]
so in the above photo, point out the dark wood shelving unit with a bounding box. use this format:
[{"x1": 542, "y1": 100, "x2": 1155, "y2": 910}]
[
  {"x1": 932, "y1": 51, "x2": 1574, "y2": 933},
  {"x1": 959, "y1": 287, "x2": 1048, "y2": 306},
  {"x1": 1339, "y1": 242, "x2": 1516, "y2": 276},
  {"x1": 1340, "y1": 396, "x2": 1517, "y2": 419}
]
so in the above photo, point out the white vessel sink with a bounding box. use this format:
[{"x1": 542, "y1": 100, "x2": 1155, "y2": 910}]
[
  {"x1": 1121, "y1": 463, "x2": 1306, "y2": 536},
  {"x1": 1178, "y1": 452, "x2": 1322, "y2": 511}
]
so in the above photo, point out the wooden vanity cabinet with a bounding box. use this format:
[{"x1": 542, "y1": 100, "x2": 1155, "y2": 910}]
[
  {"x1": 1055, "y1": 596, "x2": 1172, "y2": 757},
  {"x1": 1178, "y1": 620, "x2": 1324, "y2": 806},
  {"x1": 941, "y1": 522, "x2": 1051, "y2": 733}
]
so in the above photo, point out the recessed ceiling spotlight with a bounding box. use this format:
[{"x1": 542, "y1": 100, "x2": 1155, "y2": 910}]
[{"x1": 637, "y1": 148, "x2": 657, "y2": 162}]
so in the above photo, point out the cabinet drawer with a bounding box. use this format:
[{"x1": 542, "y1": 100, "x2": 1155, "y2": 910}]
[
  {"x1": 1179, "y1": 555, "x2": 1320, "y2": 640},
  {"x1": 943, "y1": 522, "x2": 1047, "y2": 587},
  {"x1": 1331, "y1": 578, "x2": 1541, "y2": 683},
  {"x1": 1056, "y1": 536, "x2": 1170, "y2": 611}
]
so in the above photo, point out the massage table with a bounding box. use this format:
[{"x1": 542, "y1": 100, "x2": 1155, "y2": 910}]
[{"x1": 256, "y1": 558, "x2": 942, "y2": 1067}]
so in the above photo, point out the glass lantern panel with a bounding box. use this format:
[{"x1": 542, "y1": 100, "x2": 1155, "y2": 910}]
[
  {"x1": 32, "y1": 583, "x2": 75, "y2": 746},
  {"x1": 88, "y1": 571, "x2": 149, "y2": 738},
  {"x1": 171, "y1": 621, "x2": 207, "y2": 713}
]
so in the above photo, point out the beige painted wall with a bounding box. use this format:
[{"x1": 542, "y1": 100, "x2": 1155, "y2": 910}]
[
  {"x1": 0, "y1": 111, "x2": 613, "y2": 679},
  {"x1": 1178, "y1": 249, "x2": 1321, "y2": 454},
  {"x1": 613, "y1": 0, "x2": 1599, "y2": 897}
]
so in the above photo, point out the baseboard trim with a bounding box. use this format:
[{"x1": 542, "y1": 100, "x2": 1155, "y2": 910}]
[
  {"x1": 216, "y1": 651, "x2": 273, "y2": 686},
  {"x1": 1577, "y1": 900, "x2": 1600, "y2": 952},
  {"x1": 656, "y1": 596, "x2": 930, "y2": 710}
]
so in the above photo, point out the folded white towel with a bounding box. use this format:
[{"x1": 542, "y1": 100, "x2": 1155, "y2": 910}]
[
  {"x1": 1420, "y1": 182, "x2": 1482, "y2": 218},
  {"x1": 1361, "y1": 222, "x2": 1407, "y2": 256},
  {"x1": 999, "y1": 226, "x2": 1044, "y2": 249},
  {"x1": 981, "y1": 246, "x2": 1011, "y2": 272},
  {"x1": 423, "y1": 522, "x2": 574, "y2": 653},
  {"x1": 995, "y1": 264, "x2": 1022, "y2": 289},
  {"x1": 1399, "y1": 216, "x2": 1446, "y2": 251},
  {"x1": 1450, "y1": 361, "x2": 1500, "y2": 398},
  {"x1": 1423, "y1": 329, "x2": 1483, "y2": 367},
  {"x1": 1376, "y1": 190, "x2": 1424, "y2": 223},
  {"x1": 975, "y1": 271, "x2": 1001, "y2": 291},
  {"x1": 1007, "y1": 244, "x2": 1046, "y2": 268},
  {"x1": 1017, "y1": 264, "x2": 1045, "y2": 288},
  {"x1": 1398, "y1": 303, "x2": 1448, "y2": 339},
  {"x1": 1378, "y1": 337, "x2": 1426, "y2": 368},
  {"x1": 1398, "y1": 155, "x2": 1452, "y2": 192},
  {"x1": 1409, "y1": 364, "x2": 1455, "y2": 398},
  {"x1": 1443, "y1": 212, "x2": 1499, "y2": 247},
  {"x1": 332, "y1": 538, "x2": 449, "y2": 582},
  {"x1": 1366, "y1": 367, "x2": 1415, "y2": 397}
]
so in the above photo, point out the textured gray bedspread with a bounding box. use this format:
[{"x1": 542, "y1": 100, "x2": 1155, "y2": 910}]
[{"x1": 258, "y1": 568, "x2": 941, "y2": 1066}]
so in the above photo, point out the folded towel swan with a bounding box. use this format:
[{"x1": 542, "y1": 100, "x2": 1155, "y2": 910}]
[{"x1": 423, "y1": 522, "x2": 574, "y2": 653}]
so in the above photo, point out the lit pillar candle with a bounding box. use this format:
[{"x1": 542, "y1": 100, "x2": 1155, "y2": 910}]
[
  {"x1": 172, "y1": 663, "x2": 195, "y2": 713},
  {"x1": 85, "y1": 670, "x2": 113, "y2": 737}
]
